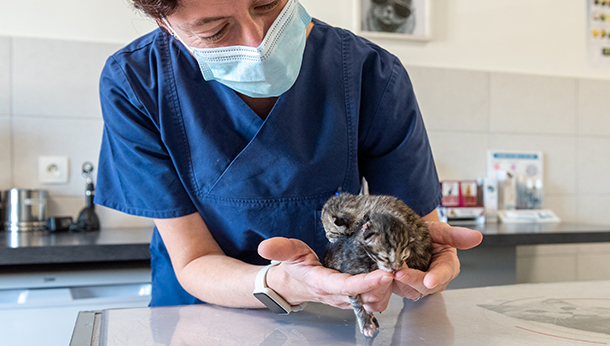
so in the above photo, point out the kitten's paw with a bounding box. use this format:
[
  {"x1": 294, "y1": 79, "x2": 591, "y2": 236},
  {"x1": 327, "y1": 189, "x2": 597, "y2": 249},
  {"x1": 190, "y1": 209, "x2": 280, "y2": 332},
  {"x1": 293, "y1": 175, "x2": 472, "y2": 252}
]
[{"x1": 361, "y1": 315, "x2": 379, "y2": 337}]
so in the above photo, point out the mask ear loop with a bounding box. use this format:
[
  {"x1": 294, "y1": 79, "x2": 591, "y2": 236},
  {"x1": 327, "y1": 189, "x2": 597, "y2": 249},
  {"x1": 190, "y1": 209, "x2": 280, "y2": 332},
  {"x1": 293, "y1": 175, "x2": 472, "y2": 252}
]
[{"x1": 162, "y1": 17, "x2": 195, "y2": 55}]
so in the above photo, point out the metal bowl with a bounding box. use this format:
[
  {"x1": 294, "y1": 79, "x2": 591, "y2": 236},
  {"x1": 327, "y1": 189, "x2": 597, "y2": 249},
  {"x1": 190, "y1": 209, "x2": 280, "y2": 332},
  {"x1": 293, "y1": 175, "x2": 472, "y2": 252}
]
[{"x1": 2, "y1": 189, "x2": 49, "y2": 232}]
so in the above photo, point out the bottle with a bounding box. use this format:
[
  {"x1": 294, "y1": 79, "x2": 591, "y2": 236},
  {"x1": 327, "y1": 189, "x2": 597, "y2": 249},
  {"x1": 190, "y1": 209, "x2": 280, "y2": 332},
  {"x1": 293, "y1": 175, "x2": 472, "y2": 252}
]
[
  {"x1": 503, "y1": 172, "x2": 516, "y2": 210},
  {"x1": 533, "y1": 179, "x2": 544, "y2": 210},
  {"x1": 516, "y1": 174, "x2": 527, "y2": 209},
  {"x1": 525, "y1": 178, "x2": 535, "y2": 209}
]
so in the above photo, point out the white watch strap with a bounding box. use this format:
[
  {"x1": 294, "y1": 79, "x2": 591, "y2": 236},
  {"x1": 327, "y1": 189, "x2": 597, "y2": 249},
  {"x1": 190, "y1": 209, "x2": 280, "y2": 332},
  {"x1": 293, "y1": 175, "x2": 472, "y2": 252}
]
[
  {"x1": 254, "y1": 260, "x2": 304, "y2": 313},
  {"x1": 255, "y1": 260, "x2": 281, "y2": 290}
]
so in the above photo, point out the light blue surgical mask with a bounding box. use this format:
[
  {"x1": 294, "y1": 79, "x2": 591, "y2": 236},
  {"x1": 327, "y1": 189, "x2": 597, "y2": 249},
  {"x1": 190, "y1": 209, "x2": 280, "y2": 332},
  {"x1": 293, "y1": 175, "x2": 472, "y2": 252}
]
[{"x1": 163, "y1": 0, "x2": 312, "y2": 98}]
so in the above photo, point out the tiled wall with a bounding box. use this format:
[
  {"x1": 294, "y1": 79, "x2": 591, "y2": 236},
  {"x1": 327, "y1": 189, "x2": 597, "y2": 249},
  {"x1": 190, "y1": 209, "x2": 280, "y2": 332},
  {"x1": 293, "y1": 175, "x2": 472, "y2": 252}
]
[
  {"x1": 0, "y1": 36, "x2": 153, "y2": 228},
  {"x1": 1, "y1": 35, "x2": 609, "y2": 282},
  {"x1": 406, "y1": 65, "x2": 610, "y2": 283}
]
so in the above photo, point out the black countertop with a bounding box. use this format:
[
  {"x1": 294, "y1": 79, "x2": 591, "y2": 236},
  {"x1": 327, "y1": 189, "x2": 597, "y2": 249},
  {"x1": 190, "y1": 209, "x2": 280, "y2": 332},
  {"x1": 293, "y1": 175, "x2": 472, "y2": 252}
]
[
  {"x1": 0, "y1": 227, "x2": 153, "y2": 266},
  {"x1": 460, "y1": 222, "x2": 610, "y2": 247},
  {"x1": 1, "y1": 223, "x2": 609, "y2": 267}
]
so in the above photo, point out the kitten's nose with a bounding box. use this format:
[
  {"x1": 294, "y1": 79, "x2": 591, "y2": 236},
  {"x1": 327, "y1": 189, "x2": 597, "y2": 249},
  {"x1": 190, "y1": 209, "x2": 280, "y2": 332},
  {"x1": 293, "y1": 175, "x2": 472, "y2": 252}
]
[{"x1": 391, "y1": 263, "x2": 404, "y2": 272}]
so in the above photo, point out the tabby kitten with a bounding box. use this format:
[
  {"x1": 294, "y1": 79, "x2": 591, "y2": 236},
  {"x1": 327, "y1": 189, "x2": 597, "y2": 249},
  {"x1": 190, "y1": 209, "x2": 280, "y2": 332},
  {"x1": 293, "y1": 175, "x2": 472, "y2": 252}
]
[{"x1": 321, "y1": 193, "x2": 432, "y2": 337}]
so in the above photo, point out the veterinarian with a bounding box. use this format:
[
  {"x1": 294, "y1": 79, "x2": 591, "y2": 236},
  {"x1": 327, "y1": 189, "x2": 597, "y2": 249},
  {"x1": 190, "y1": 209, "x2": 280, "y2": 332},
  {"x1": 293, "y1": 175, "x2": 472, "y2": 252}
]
[{"x1": 95, "y1": 0, "x2": 483, "y2": 313}]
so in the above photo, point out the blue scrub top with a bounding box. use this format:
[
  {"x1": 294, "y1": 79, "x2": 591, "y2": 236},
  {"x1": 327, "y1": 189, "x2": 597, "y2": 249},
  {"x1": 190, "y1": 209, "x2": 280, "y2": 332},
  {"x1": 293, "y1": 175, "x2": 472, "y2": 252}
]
[{"x1": 95, "y1": 19, "x2": 441, "y2": 307}]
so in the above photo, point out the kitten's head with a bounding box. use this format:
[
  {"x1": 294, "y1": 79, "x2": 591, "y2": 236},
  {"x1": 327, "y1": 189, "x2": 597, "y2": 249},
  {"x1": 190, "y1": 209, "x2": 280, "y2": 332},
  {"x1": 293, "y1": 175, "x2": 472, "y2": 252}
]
[
  {"x1": 321, "y1": 193, "x2": 360, "y2": 243},
  {"x1": 358, "y1": 213, "x2": 411, "y2": 272}
]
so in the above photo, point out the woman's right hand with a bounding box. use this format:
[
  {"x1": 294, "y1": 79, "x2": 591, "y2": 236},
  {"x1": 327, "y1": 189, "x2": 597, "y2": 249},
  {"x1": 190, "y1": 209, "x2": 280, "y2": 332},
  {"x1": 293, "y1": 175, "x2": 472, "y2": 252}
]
[{"x1": 257, "y1": 237, "x2": 394, "y2": 313}]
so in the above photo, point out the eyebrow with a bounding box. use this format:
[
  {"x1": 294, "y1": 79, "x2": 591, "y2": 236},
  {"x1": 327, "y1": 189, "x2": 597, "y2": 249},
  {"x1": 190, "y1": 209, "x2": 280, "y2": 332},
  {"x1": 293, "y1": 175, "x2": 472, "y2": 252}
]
[
  {"x1": 194, "y1": 16, "x2": 229, "y2": 26},
  {"x1": 177, "y1": 16, "x2": 229, "y2": 31}
]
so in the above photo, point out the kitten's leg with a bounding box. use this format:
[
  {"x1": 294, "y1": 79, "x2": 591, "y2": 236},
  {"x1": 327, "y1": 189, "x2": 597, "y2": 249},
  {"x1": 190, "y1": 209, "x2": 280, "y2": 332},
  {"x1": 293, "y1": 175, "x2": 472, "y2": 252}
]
[{"x1": 349, "y1": 295, "x2": 379, "y2": 337}]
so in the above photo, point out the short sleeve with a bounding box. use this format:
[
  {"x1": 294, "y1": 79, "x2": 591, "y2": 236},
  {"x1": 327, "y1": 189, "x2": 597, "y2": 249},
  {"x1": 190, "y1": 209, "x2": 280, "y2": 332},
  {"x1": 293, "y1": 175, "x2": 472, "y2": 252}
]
[
  {"x1": 94, "y1": 56, "x2": 197, "y2": 218},
  {"x1": 358, "y1": 57, "x2": 441, "y2": 217}
]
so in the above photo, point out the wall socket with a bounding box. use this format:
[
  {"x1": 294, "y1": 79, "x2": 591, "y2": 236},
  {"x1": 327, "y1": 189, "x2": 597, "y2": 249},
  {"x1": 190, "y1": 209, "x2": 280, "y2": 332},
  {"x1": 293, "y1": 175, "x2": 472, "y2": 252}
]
[{"x1": 38, "y1": 156, "x2": 70, "y2": 184}]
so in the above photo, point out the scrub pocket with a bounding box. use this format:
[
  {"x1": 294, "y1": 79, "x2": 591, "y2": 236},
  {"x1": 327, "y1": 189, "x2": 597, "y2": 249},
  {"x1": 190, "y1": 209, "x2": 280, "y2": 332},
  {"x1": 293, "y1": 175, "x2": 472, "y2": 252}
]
[{"x1": 314, "y1": 210, "x2": 330, "y2": 263}]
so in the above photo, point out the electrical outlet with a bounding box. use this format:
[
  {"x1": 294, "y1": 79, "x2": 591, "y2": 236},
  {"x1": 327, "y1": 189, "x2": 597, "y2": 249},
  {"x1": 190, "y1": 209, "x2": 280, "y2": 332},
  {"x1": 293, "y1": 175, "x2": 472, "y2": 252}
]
[{"x1": 38, "y1": 156, "x2": 70, "y2": 184}]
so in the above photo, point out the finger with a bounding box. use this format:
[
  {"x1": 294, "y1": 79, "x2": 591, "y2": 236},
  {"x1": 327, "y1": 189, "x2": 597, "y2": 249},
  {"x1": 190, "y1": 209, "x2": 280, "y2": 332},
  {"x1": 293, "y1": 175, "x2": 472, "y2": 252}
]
[
  {"x1": 319, "y1": 294, "x2": 354, "y2": 310},
  {"x1": 325, "y1": 270, "x2": 394, "y2": 297},
  {"x1": 395, "y1": 268, "x2": 428, "y2": 294},
  {"x1": 393, "y1": 282, "x2": 422, "y2": 300},
  {"x1": 426, "y1": 221, "x2": 483, "y2": 249},
  {"x1": 363, "y1": 280, "x2": 394, "y2": 312},
  {"x1": 423, "y1": 264, "x2": 455, "y2": 290},
  {"x1": 258, "y1": 237, "x2": 319, "y2": 264},
  {"x1": 422, "y1": 250, "x2": 460, "y2": 291},
  {"x1": 392, "y1": 270, "x2": 427, "y2": 300}
]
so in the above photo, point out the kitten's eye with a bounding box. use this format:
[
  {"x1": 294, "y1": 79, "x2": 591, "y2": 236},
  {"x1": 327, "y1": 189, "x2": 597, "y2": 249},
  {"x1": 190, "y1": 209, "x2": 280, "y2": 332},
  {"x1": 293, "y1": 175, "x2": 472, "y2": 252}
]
[
  {"x1": 362, "y1": 229, "x2": 376, "y2": 241},
  {"x1": 334, "y1": 217, "x2": 349, "y2": 227}
]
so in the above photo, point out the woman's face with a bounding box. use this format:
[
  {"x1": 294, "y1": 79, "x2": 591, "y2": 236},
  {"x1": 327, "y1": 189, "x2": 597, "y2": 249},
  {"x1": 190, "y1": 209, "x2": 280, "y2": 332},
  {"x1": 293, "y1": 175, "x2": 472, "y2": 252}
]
[{"x1": 161, "y1": 0, "x2": 288, "y2": 48}]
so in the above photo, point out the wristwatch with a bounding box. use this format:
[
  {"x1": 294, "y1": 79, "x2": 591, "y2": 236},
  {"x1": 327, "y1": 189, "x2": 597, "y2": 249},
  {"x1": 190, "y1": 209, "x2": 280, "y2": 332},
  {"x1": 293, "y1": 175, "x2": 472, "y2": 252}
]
[{"x1": 253, "y1": 260, "x2": 305, "y2": 314}]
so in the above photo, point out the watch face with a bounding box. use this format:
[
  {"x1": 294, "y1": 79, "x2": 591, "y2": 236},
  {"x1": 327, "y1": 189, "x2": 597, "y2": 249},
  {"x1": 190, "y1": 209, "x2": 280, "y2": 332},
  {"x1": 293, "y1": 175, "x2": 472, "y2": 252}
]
[{"x1": 254, "y1": 292, "x2": 289, "y2": 314}]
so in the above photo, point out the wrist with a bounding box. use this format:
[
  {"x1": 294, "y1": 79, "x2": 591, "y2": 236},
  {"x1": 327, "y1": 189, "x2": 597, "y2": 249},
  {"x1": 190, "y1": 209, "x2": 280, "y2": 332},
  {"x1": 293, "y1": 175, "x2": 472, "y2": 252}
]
[
  {"x1": 253, "y1": 261, "x2": 305, "y2": 314},
  {"x1": 265, "y1": 263, "x2": 305, "y2": 306}
]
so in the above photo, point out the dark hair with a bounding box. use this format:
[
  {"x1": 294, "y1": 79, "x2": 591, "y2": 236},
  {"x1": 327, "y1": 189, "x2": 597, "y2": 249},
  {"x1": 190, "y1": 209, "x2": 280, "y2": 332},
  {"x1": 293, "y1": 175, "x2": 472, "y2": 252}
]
[{"x1": 131, "y1": 0, "x2": 180, "y2": 19}]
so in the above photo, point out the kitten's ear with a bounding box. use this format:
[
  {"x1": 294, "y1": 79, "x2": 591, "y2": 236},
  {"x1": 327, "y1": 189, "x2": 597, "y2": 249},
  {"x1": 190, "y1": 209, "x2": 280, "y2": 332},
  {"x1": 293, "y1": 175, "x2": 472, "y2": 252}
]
[
  {"x1": 333, "y1": 216, "x2": 350, "y2": 232},
  {"x1": 361, "y1": 221, "x2": 378, "y2": 245}
]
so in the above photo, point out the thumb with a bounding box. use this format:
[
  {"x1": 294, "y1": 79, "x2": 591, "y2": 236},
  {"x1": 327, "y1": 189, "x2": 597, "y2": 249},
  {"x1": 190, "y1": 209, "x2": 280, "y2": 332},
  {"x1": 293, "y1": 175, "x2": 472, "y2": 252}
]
[
  {"x1": 426, "y1": 221, "x2": 483, "y2": 250},
  {"x1": 258, "y1": 237, "x2": 320, "y2": 264}
]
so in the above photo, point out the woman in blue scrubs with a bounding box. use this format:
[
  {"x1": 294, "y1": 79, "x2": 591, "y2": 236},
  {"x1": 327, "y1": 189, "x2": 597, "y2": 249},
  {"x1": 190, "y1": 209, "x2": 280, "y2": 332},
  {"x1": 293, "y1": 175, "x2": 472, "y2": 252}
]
[{"x1": 95, "y1": 0, "x2": 483, "y2": 311}]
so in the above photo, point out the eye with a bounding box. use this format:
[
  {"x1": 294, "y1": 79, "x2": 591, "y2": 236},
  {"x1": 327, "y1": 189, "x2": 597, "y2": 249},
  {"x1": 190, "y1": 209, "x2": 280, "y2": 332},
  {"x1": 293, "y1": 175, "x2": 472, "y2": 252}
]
[
  {"x1": 362, "y1": 229, "x2": 376, "y2": 241},
  {"x1": 255, "y1": 0, "x2": 281, "y2": 11},
  {"x1": 201, "y1": 23, "x2": 229, "y2": 43}
]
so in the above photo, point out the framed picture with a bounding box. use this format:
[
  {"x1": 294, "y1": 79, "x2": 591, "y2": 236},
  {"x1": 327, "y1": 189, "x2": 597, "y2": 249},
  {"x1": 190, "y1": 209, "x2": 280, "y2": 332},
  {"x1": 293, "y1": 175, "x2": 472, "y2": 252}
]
[{"x1": 355, "y1": 0, "x2": 431, "y2": 41}]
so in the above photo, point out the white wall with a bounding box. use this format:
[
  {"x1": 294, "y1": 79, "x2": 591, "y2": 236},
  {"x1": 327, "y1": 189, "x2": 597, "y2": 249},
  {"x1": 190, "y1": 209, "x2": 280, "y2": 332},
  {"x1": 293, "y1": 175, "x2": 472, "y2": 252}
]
[
  {"x1": 0, "y1": 0, "x2": 155, "y2": 43},
  {"x1": 1, "y1": 0, "x2": 609, "y2": 80}
]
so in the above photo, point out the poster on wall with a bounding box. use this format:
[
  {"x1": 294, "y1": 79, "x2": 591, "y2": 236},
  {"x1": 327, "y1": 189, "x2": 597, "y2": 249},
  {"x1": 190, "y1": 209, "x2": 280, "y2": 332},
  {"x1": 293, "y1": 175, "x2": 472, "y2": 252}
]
[
  {"x1": 486, "y1": 150, "x2": 544, "y2": 187},
  {"x1": 588, "y1": 0, "x2": 610, "y2": 67},
  {"x1": 355, "y1": 0, "x2": 431, "y2": 41}
]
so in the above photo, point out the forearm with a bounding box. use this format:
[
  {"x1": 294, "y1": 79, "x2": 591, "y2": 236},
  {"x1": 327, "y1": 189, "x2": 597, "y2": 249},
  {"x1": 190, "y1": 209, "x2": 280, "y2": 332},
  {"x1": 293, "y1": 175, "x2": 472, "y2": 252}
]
[
  {"x1": 155, "y1": 213, "x2": 314, "y2": 309},
  {"x1": 155, "y1": 214, "x2": 268, "y2": 308},
  {"x1": 176, "y1": 254, "x2": 267, "y2": 308}
]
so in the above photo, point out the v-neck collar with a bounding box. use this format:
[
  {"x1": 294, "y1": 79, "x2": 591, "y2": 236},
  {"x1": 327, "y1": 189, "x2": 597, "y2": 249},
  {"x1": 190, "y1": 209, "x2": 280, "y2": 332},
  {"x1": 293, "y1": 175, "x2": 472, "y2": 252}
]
[
  {"x1": 227, "y1": 89, "x2": 266, "y2": 142},
  {"x1": 214, "y1": 84, "x2": 287, "y2": 143}
]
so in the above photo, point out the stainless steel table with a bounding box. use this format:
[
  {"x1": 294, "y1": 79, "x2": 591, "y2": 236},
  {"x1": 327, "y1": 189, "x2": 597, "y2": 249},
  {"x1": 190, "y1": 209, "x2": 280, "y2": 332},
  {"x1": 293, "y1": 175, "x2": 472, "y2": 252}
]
[{"x1": 72, "y1": 280, "x2": 610, "y2": 346}]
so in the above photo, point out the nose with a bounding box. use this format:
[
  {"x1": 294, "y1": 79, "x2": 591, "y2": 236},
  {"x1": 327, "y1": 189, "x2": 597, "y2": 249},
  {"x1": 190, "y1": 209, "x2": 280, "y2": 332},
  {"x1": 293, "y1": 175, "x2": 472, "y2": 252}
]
[
  {"x1": 239, "y1": 15, "x2": 267, "y2": 47},
  {"x1": 384, "y1": 5, "x2": 393, "y2": 16}
]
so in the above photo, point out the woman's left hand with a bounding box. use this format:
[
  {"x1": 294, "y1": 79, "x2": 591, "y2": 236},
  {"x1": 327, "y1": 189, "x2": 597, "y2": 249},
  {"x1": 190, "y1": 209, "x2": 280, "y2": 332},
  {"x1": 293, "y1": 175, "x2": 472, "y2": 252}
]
[{"x1": 392, "y1": 221, "x2": 483, "y2": 300}]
